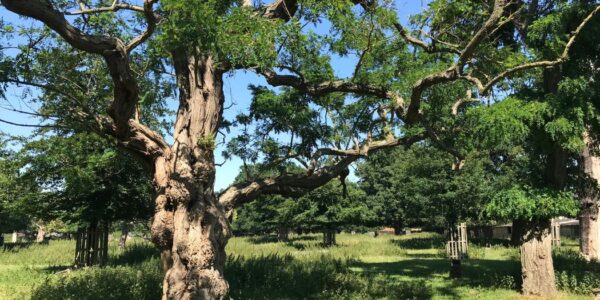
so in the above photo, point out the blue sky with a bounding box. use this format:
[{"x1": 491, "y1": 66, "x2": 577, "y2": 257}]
[{"x1": 0, "y1": 0, "x2": 430, "y2": 191}]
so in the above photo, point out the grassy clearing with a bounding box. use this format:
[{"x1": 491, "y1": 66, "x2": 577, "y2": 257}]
[{"x1": 0, "y1": 233, "x2": 596, "y2": 299}]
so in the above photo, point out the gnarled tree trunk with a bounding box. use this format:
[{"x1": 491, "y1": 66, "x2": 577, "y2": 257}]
[
  {"x1": 580, "y1": 139, "x2": 600, "y2": 261},
  {"x1": 150, "y1": 54, "x2": 231, "y2": 300},
  {"x1": 520, "y1": 219, "x2": 556, "y2": 296}
]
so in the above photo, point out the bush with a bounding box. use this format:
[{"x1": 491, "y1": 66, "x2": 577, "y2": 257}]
[
  {"x1": 554, "y1": 248, "x2": 600, "y2": 295},
  {"x1": 31, "y1": 259, "x2": 162, "y2": 300}
]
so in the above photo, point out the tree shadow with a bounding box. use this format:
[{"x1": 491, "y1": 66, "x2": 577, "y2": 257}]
[
  {"x1": 226, "y1": 254, "x2": 435, "y2": 299},
  {"x1": 109, "y1": 243, "x2": 159, "y2": 266},
  {"x1": 353, "y1": 258, "x2": 521, "y2": 294},
  {"x1": 390, "y1": 236, "x2": 445, "y2": 250},
  {"x1": 285, "y1": 242, "x2": 308, "y2": 251},
  {"x1": 41, "y1": 265, "x2": 73, "y2": 273},
  {"x1": 469, "y1": 238, "x2": 512, "y2": 247},
  {"x1": 247, "y1": 234, "x2": 319, "y2": 245},
  {"x1": 2, "y1": 242, "x2": 35, "y2": 252}
]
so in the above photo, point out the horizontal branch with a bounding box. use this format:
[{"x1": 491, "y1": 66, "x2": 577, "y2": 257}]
[
  {"x1": 65, "y1": 1, "x2": 145, "y2": 15},
  {"x1": 259, "y1": 69, "x2": 390, "y2": 98},
  {"x1": 218, "y1": 133, "x2": 425, "y2": 213}
]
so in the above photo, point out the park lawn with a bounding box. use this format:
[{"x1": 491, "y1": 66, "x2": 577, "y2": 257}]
[{"x1": 0, "y1": 232, "x2": 593, "y2": 300}]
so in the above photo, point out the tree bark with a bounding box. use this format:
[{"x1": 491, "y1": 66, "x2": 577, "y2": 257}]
[
  {"x1": 580, "y1": 139, "x2": 600, "y2": 261},
  {"x1": 149, "y1": 54, "x2": 231, "y2": 300},
  {"x1": 36, "y1": 222, "x2": 46, "y2": 243},
  {"x1": 520, "y1": 219, "x2": 556, "y2": 296}
]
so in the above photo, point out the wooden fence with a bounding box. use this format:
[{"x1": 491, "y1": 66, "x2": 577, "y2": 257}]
[
  {"x1": 446, "y1": 223, "x2": 468, "y2": 260},
  {"x1": 551, "y1": 219, "x2": 561, "y2": 247},
  {"x1": 74, "y1": 224, "x2": 109, "y2": 267}
]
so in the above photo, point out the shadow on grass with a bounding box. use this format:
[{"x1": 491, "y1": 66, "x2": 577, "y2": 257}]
[
  {"x1": 390, "y1": 236, "x2": 445, "y2": 249},
  {"x1": 353, "y1": 258, "x2": 521, "y2": 294},
  {"x1": 247, "y1": 234, "x2": 319, "y2": 244},
  {"x1": 109, "y1": 243, "x2": 159, "y2": 266},
  {"x1": 226, "y1": 254, "x2": 435, "y2": 299},
  {"x1": 2, "y1": 242, "x2": 38, "y2": 252},
  {"x1": 469, "y1": 238, "x2": 513, "y2": 247}
]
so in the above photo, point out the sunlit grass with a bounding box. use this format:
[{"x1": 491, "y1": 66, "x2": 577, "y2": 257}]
[{"x1": 0, "y1": 233, "x2": 595, "y2": 299}]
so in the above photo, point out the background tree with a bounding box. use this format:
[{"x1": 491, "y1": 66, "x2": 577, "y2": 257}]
[
  {"x1": 357, "y1": 144, "x2": 492, "y2": 234},
  {"x1": 19, "y1": 133, "x2": 154, "y2": 231},
  {"x1": 0, "y1": 137, "x2": 33, "y2": 238}
]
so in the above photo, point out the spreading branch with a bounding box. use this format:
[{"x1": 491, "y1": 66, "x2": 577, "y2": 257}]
[
  {"x1": 218, "y1": 133, "x2": 425, "y2": 212},
  {"x1": 393, "y1": 22, "x2": 460, "y2": 55}
]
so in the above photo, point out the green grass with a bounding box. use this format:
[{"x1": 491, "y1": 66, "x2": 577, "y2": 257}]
[{"x1": 0, "y1": 233, "x2": 595, "y2": 299}]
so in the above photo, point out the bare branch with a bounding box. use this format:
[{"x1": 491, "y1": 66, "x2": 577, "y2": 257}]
[
  {"x1": 393, "y1": 22, "x2": 460, "y2": 55},
  {"x1": 0, "y1": 118, "x2": 59, "y2": 129},
  {"x1": 2, "y1": 0, "x2": 140, "y2": 135},
  {"x1": 65, "y1": 1, "x2": 145, "y2": 15},
  {"x1": 126, "y1": 0, "x2": 158, "y2": 53}
]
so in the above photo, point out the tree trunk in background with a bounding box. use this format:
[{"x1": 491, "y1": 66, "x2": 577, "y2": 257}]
[
  {"x1": 119, "y1": 222, "x2": 131, "y2": 249},
  {"x1": 148, "y1": 54, "x2": 231, "y2": 300},
  {"x1": 511, "y1": 219, "x2": 526, "y2": 246},
  {"x1": 278, "y1": 226, "x2": 289, "y2": 242},
  {"x1": 580, "y1": 139, "x2": 600, "y2": 261},
  {"x1": 36, "y1": 223, "x2": 46, "y2": 243},
  {"x1": 520, "y1": 219, "x2": 556, "y2": 296},
  {"x1": 393, "y1": 220, "x2": 403, "y2": 235},
  {"x1": 323, "y1": 228, "x2": 336, "y2": 247}
]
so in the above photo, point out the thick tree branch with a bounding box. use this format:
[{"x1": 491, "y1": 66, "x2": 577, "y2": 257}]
[
  {"x1": 259, "y1": 69, "x2": 390, "y2": 98},
  {"x1": 126, "y1": 0, "x2": 158, "y2": 53},
  {"x1": 2, "y1": 0, "x2": 143, "y2": 141},
  {"x1": 261, "y1": 0, "x2": 298, "y2": 21},
  {"x1": 405, "y1": 0, "x2": 509, "y2": 124},
  {"x1": 219, "y1": 133, "x2": 424, "y2": 212}
]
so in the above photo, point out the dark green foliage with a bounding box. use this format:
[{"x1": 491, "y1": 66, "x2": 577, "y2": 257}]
[
  {"x1": 554, "y1": 247, "x2": 600, "y2": 295},
  {"x1": 0, "y1": 138, "x2": 37, "y2": 233},
  {"x1": 20, "y1": 133, "x2": 153, "y2": 227},
  {"x1": 486, "y1": 185, "x2": 578, "y2": 221},
  {"x1": 357, "y1": 144, "x2": 492, "y2": 229}
]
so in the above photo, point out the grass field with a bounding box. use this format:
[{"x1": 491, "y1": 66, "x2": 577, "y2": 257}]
[{"x1": 0, "y1": 232, "x2": 597, "y2": 299}]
